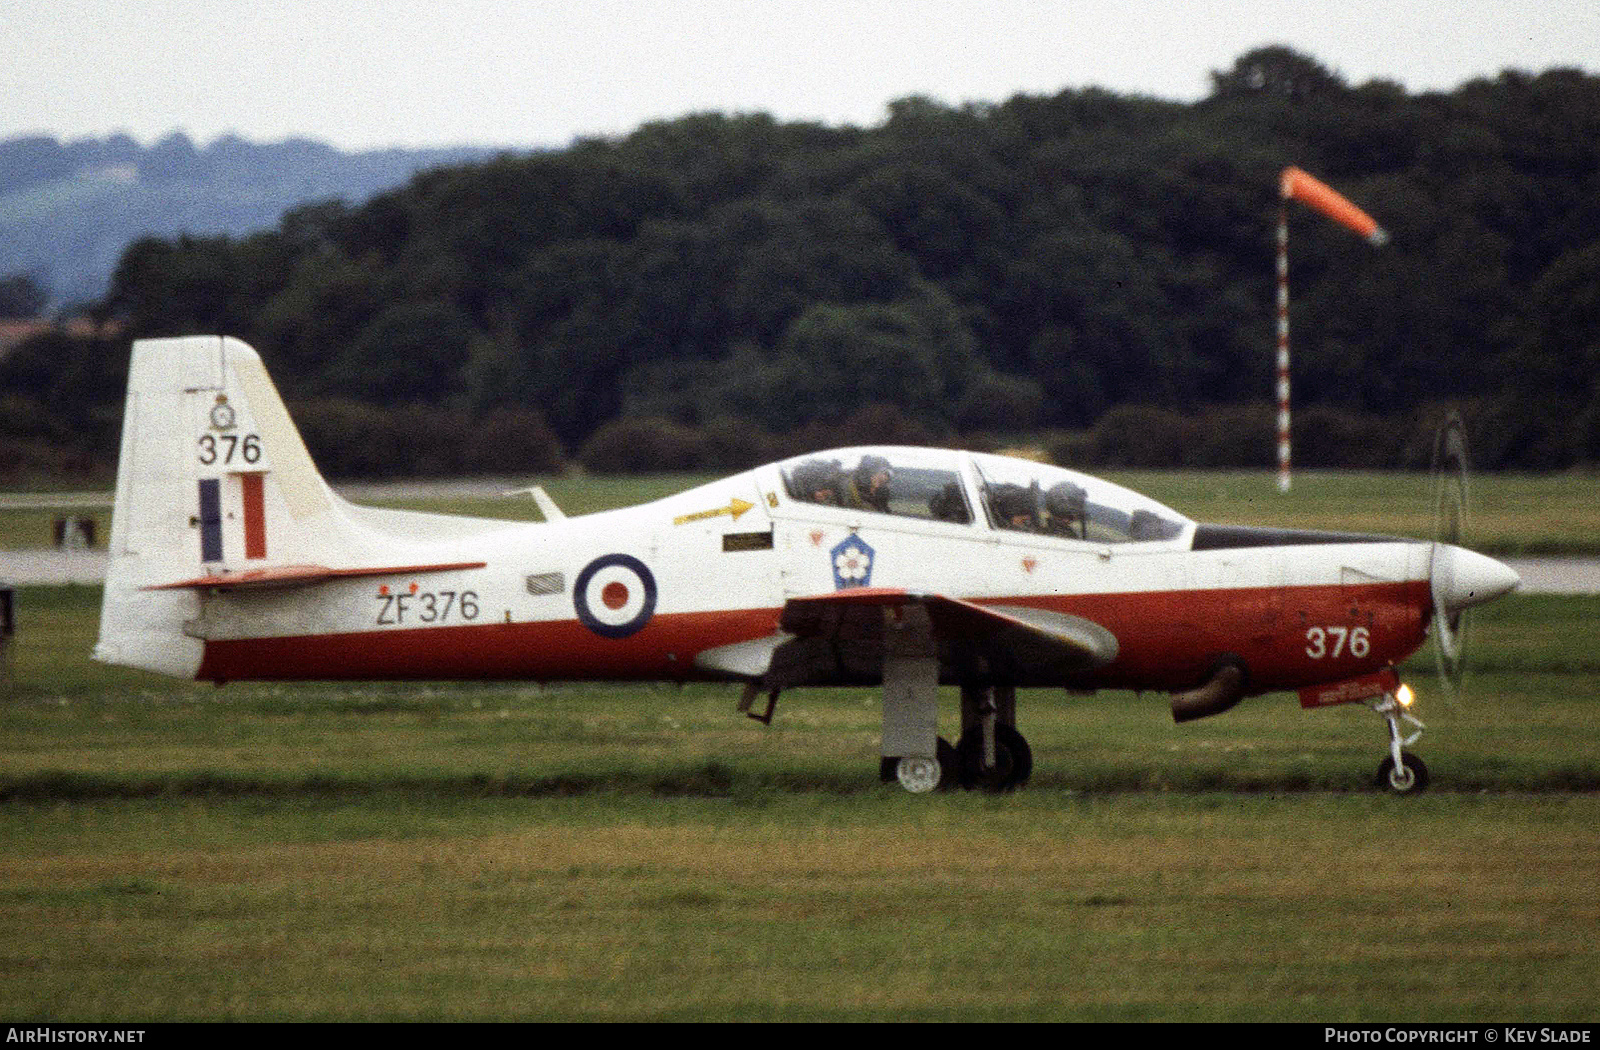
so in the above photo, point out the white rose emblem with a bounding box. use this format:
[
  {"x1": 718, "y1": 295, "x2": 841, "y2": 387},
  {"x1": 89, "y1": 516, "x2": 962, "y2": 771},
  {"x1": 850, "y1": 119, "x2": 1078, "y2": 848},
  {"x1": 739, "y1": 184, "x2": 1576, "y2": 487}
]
[{"x1": 835, "y1": 544, "x2": 870, "y2": 582}]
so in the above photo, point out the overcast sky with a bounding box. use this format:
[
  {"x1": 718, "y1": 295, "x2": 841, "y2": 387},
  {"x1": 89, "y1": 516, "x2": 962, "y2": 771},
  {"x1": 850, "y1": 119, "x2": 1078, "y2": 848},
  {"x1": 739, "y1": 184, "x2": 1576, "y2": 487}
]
[{"x1": 3, "y1": 0, "x2": 1598, "y2": 151}]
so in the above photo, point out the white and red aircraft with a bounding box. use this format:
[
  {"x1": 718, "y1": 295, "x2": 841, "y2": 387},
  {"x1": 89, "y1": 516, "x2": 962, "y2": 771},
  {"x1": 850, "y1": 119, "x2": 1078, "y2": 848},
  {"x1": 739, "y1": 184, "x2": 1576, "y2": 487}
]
[{"x1": 96, "y1": 336, "x2": 1520, "y2": 793}]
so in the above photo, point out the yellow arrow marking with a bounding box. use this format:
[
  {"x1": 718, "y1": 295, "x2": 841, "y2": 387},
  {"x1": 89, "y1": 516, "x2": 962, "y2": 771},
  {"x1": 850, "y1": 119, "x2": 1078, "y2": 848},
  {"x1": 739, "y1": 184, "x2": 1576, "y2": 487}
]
[{"x1": 673, "y1": 497, "x2": 755, "y2": 526}]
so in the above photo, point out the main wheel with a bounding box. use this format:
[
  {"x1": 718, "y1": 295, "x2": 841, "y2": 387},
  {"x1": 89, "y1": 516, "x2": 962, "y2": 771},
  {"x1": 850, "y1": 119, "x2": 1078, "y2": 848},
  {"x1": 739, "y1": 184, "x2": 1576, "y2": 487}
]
[
  {"x1": 957, "y1": 724, "x2": 1033, "y2": 793},
  {"x1": 1376, "y1": 751, "x2": 1430, "y2": 795},
  {"x1": 879, "y1": 737, "x2": 958, "y2": 791}
]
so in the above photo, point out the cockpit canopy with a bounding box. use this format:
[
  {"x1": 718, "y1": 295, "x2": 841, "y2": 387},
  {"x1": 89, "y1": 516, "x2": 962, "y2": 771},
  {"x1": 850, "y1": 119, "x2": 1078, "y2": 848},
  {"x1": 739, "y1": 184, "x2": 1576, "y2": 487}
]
[{"x1": 778, "y1": 447, "x2": 1190, "y2": 543}]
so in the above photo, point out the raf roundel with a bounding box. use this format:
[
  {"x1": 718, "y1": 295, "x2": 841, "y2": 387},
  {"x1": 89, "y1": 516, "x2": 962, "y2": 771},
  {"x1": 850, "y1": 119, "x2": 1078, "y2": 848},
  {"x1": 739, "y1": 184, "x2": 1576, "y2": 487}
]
[{"x1": 573, "y1": 554, "x2": 658, "y2": 638}]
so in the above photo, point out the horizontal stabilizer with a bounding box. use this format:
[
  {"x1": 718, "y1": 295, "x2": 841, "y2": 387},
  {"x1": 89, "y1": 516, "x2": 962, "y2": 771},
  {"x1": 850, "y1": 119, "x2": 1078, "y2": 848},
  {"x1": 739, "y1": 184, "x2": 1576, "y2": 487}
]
[{"x1": 143, "y1": 560, "x2": 487, "y2": 592}]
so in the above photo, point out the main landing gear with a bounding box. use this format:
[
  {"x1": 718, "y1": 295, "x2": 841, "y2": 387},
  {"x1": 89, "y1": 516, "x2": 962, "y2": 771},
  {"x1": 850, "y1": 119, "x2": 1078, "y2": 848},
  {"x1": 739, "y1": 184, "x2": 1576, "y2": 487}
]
[
  {"x1": 878, "y1": 684, "x2": 1033, "y2": 794},
  {"x1": 875, "y1": 607, "x2": 1034, "y2": 794},
  {"x1": 879, "y1": 738, "x2": 959, "y2": 792},
  {"x1": 1370, "y1": 686, "x2": 1429, "y2": 795},
  {"x1": 956, "y1": 683, "x2": 1032, "y2": 792}
]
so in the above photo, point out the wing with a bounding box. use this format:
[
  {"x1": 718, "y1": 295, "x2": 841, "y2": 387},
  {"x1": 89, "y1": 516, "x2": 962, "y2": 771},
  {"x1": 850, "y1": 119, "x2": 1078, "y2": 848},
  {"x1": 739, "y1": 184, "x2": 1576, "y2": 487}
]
[{"x1": 695, "y1": 587, "x2": 1118, "y2": 686}]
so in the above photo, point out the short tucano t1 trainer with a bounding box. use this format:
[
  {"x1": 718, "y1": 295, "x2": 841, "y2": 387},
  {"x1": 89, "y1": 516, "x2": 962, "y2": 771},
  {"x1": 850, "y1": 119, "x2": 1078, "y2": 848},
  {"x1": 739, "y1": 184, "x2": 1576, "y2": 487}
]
[{"x1": 96, "y1": 336, "x2": 1519, "y2": 794}]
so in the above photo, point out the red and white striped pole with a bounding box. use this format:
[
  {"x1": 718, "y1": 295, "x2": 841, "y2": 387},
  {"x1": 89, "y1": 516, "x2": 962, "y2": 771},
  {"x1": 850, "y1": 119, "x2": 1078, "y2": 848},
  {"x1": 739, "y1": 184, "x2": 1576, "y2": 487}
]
[
  {"x1": 1276, "y1": 203, "x2": 1292, "y2": 493},
  {"x1": 1275, "y1": 168, "x2": 1388, "y2": 494}
]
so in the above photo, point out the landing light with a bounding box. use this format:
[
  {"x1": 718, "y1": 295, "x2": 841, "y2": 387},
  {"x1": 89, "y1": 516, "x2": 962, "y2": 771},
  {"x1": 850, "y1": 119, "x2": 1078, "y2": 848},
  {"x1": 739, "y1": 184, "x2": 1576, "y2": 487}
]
[{"x1": 1396, "y1": 684, "x2": 1415, "y2": 708}]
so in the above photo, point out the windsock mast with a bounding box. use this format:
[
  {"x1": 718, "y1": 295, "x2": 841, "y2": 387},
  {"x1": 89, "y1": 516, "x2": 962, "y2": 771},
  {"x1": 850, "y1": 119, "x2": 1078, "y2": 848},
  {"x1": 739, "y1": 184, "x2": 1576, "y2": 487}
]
[{"x1": 1274, "y1": 168, "x2": 1389, "y2": 492}]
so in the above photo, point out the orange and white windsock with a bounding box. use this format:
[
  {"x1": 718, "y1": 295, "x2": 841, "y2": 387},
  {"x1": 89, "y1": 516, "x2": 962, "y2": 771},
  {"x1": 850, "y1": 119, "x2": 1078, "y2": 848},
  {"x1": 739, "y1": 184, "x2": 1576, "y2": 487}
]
[
  {"x1": 1275, "y1": 168, "x2": 1388, "y2": 492},
  {"x1": 1280, "y1": 167, "x2": 1389, "y2": 246}
]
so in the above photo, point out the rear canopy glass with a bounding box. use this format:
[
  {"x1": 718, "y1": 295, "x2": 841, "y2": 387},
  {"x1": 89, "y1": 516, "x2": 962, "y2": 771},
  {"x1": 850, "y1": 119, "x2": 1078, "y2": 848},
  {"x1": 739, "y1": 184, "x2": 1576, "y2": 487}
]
[{"x1": 969, "y1": 453, "x2": 1189, "y2": 543}]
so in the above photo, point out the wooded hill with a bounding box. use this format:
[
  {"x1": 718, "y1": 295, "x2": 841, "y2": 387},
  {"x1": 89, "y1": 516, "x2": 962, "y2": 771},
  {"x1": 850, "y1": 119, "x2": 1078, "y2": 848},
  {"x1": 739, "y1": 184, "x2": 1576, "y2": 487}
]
[
  {"x1": 0, "y1": 133, "x2": 502, "y2": 309},
  {"x1": 4, "y1": 47, "x2": 1598, "y2": 478}
]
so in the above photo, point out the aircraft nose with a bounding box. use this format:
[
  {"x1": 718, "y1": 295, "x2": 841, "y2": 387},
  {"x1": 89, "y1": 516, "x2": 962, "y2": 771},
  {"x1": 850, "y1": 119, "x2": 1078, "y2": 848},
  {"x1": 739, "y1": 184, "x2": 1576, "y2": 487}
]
[{"x1": 1432, "y1": 544, "x2": 1521, "y2": 614}]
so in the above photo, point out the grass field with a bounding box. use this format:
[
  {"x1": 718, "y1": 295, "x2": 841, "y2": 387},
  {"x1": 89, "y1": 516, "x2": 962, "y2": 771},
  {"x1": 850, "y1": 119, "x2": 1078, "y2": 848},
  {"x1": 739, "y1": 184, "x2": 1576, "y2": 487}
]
[
  {"x1": 5, "y1": 468, "x2": 1600, "y2": 554},
  {"x1": 1, "y1": 585, "x2": 1597, "y2": 1021}
]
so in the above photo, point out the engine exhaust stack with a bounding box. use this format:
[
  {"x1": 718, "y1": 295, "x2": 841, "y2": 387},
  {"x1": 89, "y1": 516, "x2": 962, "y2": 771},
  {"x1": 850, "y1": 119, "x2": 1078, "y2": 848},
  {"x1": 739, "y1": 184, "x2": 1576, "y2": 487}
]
[{"x1": 1171, "y1": 661, "x2": 1248, "y2": 723}]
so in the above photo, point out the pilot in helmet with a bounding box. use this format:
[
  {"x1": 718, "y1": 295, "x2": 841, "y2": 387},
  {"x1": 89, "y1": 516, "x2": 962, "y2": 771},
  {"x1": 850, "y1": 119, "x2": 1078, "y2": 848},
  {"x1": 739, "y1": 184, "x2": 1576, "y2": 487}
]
[
  {"x1": 990, "y1": 483, "x2": 1038, "y2": 531},
  {"x1": 1044, "y1": 480, "x2": 1087, "y2": 538},
  {"x1": 791, "y1": 458, "x2": 844, "y2": 505},
  {"x1": 851, "y1": 455, "x2": 893, "y2": 513}
]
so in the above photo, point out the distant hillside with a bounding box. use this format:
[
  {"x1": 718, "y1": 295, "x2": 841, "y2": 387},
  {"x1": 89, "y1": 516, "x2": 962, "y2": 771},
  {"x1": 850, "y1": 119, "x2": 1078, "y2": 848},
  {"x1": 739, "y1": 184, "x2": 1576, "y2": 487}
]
[{"x1": 0, "y1": 132, "x2": 513, "y2": 306}]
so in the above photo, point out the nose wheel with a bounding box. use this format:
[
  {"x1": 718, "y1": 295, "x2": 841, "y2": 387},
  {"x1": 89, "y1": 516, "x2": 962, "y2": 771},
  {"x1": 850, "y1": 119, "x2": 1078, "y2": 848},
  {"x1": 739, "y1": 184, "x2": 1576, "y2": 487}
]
[
  {"x1": 1369, "y1": 688, "x2": 1428, "y2": 795},
  {"x1": 1376, "y1": 750, "x2": 1429, "y2": 794}
]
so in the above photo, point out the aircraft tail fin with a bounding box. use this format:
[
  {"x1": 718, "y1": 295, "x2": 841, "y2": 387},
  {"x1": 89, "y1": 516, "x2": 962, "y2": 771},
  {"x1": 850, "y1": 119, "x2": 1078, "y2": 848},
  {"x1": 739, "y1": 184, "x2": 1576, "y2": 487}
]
[{"x1": 95, "y1": 336, "x2": 358, "y2": 676}]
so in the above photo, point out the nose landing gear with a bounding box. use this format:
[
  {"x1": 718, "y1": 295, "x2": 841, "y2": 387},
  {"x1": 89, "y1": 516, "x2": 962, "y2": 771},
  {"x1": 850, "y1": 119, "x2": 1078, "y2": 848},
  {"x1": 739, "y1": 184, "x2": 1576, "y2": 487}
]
[{"x1": 1370, "y1": 686, "x2": 1428, "y2": 795}]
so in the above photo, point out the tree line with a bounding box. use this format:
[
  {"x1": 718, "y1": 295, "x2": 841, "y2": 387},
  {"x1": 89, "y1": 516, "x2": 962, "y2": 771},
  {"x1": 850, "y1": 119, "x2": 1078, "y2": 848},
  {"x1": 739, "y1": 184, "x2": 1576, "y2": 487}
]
[{"x1": 3, "y1": 47, "x2": 1598, "y2": 479}]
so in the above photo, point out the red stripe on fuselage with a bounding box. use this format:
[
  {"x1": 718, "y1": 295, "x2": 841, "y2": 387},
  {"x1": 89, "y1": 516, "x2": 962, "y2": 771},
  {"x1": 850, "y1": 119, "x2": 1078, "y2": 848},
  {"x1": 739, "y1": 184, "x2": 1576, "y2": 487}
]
[
  {"x1": 194, "y1": 580, "x2": 1431, "y2": 692},
  {"x1": 197, "y1": 606, "x2": 785, "y2": 683}
]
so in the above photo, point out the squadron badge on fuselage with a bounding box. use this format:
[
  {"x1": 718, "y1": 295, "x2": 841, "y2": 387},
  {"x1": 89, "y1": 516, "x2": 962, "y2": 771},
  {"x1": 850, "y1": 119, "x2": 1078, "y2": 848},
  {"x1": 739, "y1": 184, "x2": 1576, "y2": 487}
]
[{"x1": 831, "y1": 535, "x2": 874, "y2": 590}]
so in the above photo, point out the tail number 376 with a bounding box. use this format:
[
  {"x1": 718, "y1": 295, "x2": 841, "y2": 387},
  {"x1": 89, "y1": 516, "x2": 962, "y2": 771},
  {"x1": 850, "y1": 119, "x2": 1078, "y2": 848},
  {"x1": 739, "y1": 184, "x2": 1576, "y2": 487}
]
[
  {"x1": 198, "y1": 433, "x2": 262, "y2": 465},
  {"x1": 1305, "y1": 626, "x2": 1370, "y2": 659}
]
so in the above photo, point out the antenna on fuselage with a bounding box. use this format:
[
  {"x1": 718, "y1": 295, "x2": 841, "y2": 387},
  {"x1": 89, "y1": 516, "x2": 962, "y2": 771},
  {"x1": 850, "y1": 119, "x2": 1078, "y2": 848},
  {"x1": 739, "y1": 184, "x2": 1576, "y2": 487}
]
[{"x1": 502, "y1": 484, "x2": 566, "y2": 521}]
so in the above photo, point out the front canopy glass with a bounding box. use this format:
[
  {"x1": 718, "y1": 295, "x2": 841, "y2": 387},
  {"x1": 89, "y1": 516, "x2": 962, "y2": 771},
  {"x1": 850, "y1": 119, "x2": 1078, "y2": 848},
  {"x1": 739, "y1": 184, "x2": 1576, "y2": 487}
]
[{"x1": 781, "y1": 448, "x2": 972, "y2": 524}]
